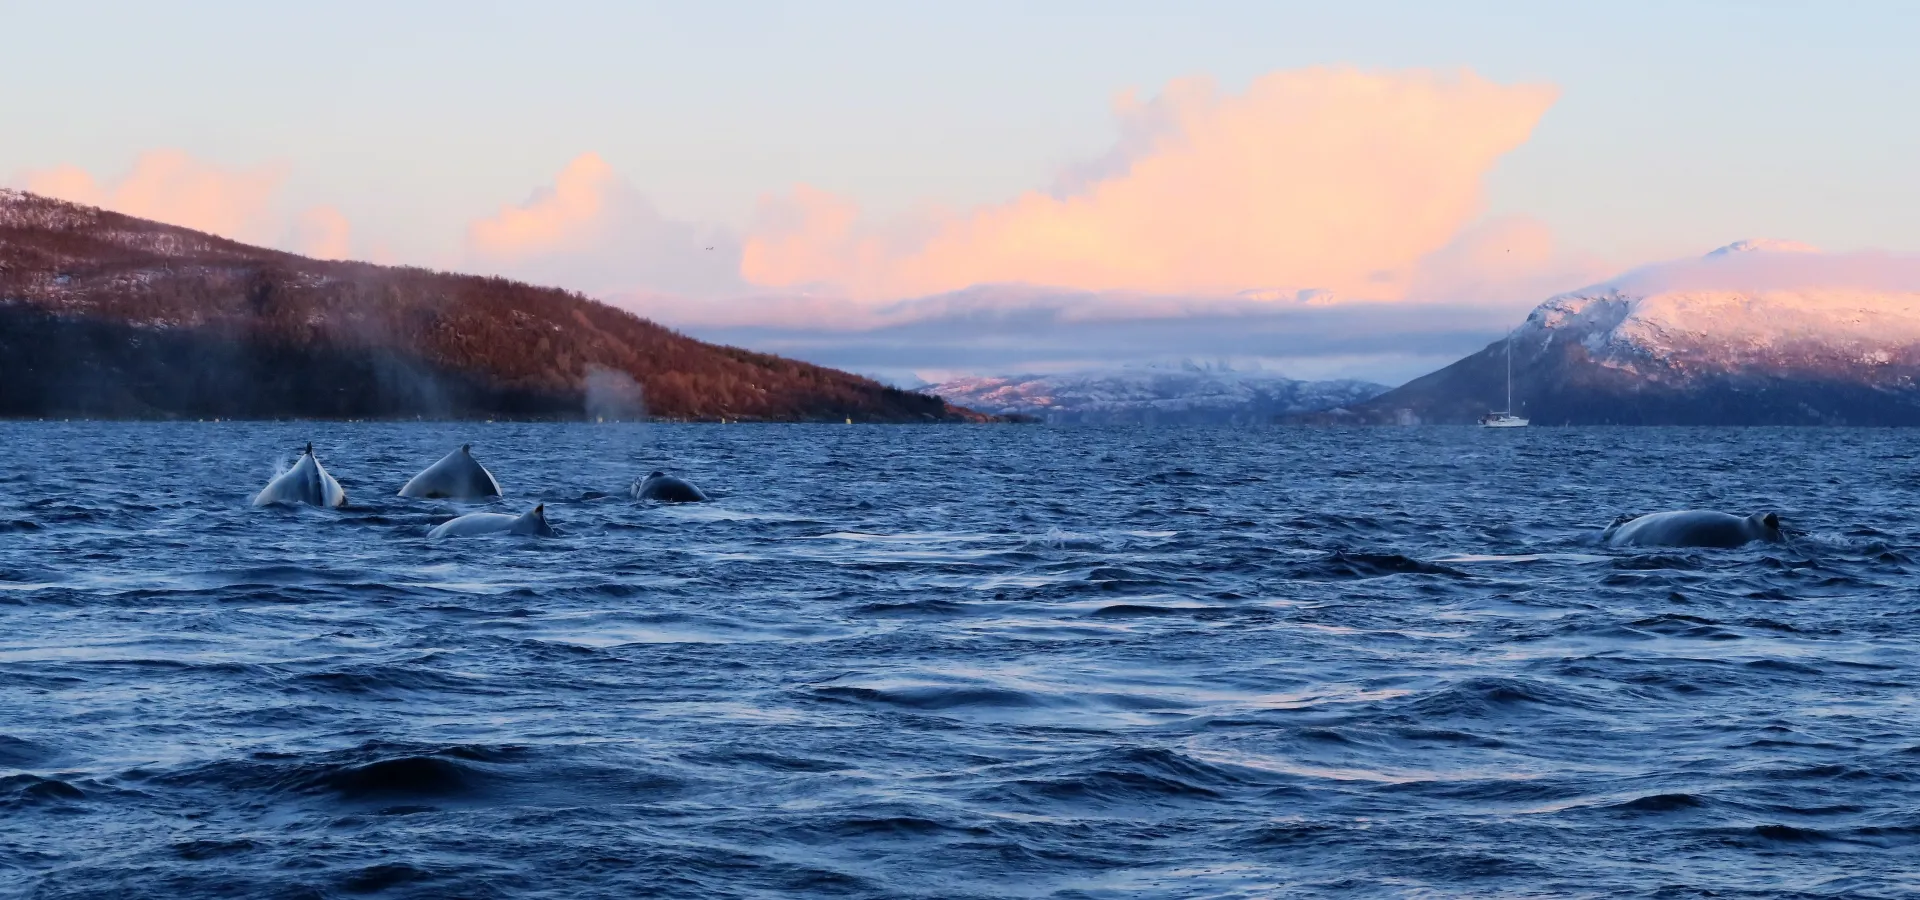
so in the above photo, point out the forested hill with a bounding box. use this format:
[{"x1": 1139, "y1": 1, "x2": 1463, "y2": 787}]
[{"x1": 0, "y1": 190, "x2": 989, "y2": 422}]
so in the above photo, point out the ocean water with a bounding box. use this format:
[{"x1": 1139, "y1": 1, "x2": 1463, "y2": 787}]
[{"x1": 2, "y1": 423, "x2": 1916, "y2": 899}]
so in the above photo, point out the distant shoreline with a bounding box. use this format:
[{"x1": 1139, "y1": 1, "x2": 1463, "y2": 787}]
[
  {"x1": 7, "y1": 417, "x2": 1915, "y2": 428},
  {"x1": 0, "y1": 416, "x2": 1013, "y2": 424}
]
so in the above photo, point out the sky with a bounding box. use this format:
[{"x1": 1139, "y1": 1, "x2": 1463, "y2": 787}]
[{"x1": 6, "y1": 1, "x2": 1919, "y2": 385}]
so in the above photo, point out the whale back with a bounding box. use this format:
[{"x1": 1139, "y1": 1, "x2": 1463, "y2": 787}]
[
  {"x1": 253, "y1": 448, "x2": 347, "y2": 507},
  {"x1": 426, "y1": 511, "x2": 517, "y2": 539},
  {"x1": 1604, "y1": 509, "x2": 1779, "y2": 548},
  {"x1": 428, "y1": 504, "x2": 554, "y2": 539},
  {"x1": 633, "y1": 471, "x2": 708, "y2": 503},
  {"x1": 399, "y1": 444, "x2": 503, "y2": 500}
]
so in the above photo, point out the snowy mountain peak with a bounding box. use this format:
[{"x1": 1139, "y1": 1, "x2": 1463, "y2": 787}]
[
  {"x1": 1121, "y1": 358, "x2": 1269, "y2": 375},
  {"x1": 1518, "y1": 244, "x2": 1920, "y2": 376},
  {"x1": 1705, "y1": 238, "x2": 1821, "y2": 257},
  {"x1": 928, "y1": 367, "x2": 1385, "y2": 425},
  {"x1": 1333, "y1": 243, "x2": 1920, "y2": 425}
]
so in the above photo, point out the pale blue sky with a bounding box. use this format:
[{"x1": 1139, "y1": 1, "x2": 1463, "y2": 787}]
[{"x1": 6, "y1": 0, "x2": 1917, "y2": 265}]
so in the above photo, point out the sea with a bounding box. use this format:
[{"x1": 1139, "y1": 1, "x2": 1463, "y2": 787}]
[{"x1": 1, "y1": 423, "x2": 1916, "y2": 899}]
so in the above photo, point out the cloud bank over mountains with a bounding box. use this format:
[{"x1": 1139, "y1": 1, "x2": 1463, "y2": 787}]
[
  {"x1": 4, "y1": 67, "x2": 1689, "y2": 383},
  {"x1": 1602, "y1": 239, "x2": 1920, "y2": 297},
  {"x1": 684, "y1": 286, "x2": 1528, "y2": 387}
]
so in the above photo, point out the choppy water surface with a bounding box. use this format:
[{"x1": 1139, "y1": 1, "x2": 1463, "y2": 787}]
[{"x1": 2, "y1": 423, "x2": 1917, "y2": 898}]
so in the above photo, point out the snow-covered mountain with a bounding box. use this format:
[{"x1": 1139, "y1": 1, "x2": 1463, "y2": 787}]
[
  {"x1": 929, "y1": 362, "x2": 1387, "y2": 425},
  {"x1": 1326, "y1": 241, "x2": 1920, "y2": 425},
  {"x1": 1528, "y1": 239, "x2": 1920, "y2": 371}
]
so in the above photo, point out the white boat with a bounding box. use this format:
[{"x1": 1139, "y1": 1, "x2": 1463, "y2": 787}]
[{"x1": 1480, "y1": 336, "x2": 1529, "y2": 427}]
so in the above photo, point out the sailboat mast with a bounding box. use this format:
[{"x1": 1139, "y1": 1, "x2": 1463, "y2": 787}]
[{"x1": 1506, "y1": 337, "x2": 1513, "y2": 414}]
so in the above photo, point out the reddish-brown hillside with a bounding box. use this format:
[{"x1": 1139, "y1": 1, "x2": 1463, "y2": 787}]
[{"x1": 0, "y1": 190, "x2": 990, "y2": 422}]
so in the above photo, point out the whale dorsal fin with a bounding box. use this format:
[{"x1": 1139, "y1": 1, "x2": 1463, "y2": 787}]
[
  {"x1": 1763, "y1": 512, "x2": 1779, "y2": 529},
  {"x1": 515, "y1": 503, "x2": 553, "y2": 536},
  {"x1": 649, "y1": 470, "x2": 666, "y2": 479},
  {"x1": 462, "y1": 443, "x2": 471, "y2": 454},
  {"x1": 304, "y1": 442, "x2": 313, "y2": 456}
]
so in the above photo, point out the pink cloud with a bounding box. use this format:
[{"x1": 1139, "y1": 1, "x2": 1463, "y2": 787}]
[
  {"x1": 13, "y1": 149, "x2": 361, "y2": 263},
  {"x1": 18, "y1": 149, "x2": 287, "y2": 244},
  {"x1": 463, "y1": 152, "x2": 745, "y2": 297},
  {"x1": 741, "y1": 68, "x2": 1559, "y2": 302},
  {"x1": 288, "y1": 205, "x2": 353, "y2": 260},
  {"x1": 466, "y1": 153, "x2": 621, "y2": 260}
]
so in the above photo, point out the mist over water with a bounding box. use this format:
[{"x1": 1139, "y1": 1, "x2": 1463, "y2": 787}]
[
  {"x1": 581, "y1": 365, "x2": 648, "y2": 422},
  {"x1": 2, "y1": 423, "x2": 1916, "y2": 898}
]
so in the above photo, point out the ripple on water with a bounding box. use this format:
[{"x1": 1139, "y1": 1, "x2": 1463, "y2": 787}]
[{"x1": 0, "y1": 422, "x2": 1916, "y2": 897}]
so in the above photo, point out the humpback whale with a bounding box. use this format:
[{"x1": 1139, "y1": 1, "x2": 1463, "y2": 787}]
[
  {"x1": 427, "y1": 503, "x2": 556, "y2": 539},
  {"x1": 1603, "y1": 510, "x2": 1783, "y2": 549},
  {"x1": 632, "y1": 471, "x2": 708, "y2": 503},
  {"x1": 253, "y1": 443, "x2": 348, "y2": 507},
  {"x1": 399, "y1": 444, "x2": 503, "y2": 500}
]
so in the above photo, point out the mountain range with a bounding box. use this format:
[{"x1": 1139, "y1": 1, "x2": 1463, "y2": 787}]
[
  {"x1": 1316, "y1": 240, "x2": 1920, "y2": 425},
  {"x1": 0, "y1": 190, "x2": 986, "y2": 422},
  {"x1": 9, "y1": 189, "x2": 1917, "y2": 428},
  {"x1": 928, "y1": 363, "x2": 1387, "y2": 424}
]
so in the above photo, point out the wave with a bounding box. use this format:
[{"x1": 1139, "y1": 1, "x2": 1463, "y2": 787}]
[
  {"x1": 1399, "y1": 676, "x2": 1604, "y2": 720},
  {"x1": 1293, "y1": 551, "x2": 1465, "y2": 579},
  {"x1": 975, "y1": 747, "x2": 1256, "y2": 809},
  {"x1": 0, "y1": 734, "x2": 57, "y2": 767},
  {"x1": 286, "y1": 664, "x2": 502, "y2": 698},
  {"x1": 810, "y1": 683, "x2": 1054, "y2": 712},
  {"x1": 850, "y1": 598, "x2": 974, "y2": 617},
  {"x1": 305, "y1": 750, "x2": 522, "y2": 802},
  {"x1": 1605, "y1": 792, "x2": 1711, "y2": 814},
  {"x1": 5, "y1": 423, "x2": 1920, "y2": 896},
  {"x1": 0, "y1": 774, "x2": 86, "y2": 806}
]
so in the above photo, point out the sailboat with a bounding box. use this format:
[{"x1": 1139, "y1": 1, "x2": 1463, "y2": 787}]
[{"x1": 1480, "y1": 336, "x2": 1529, "y2": 427}]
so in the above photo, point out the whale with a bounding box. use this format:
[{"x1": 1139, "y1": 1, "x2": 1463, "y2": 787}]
[
  {"x1": 253, "y1": 443, "x2": 348, "y2": 507},
  {"x1": 399, "y1": 444, "x2": 503, "y2": 500},
  {"x1": 632, "y1": 471, "x2": 708, "y2": 503},
  {"x1": 1602, "y1": 510, "x2": 1783, "y2": 549},
  {"x1": 427, "y1": 503, "x2": 556, "y2": 539}
]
